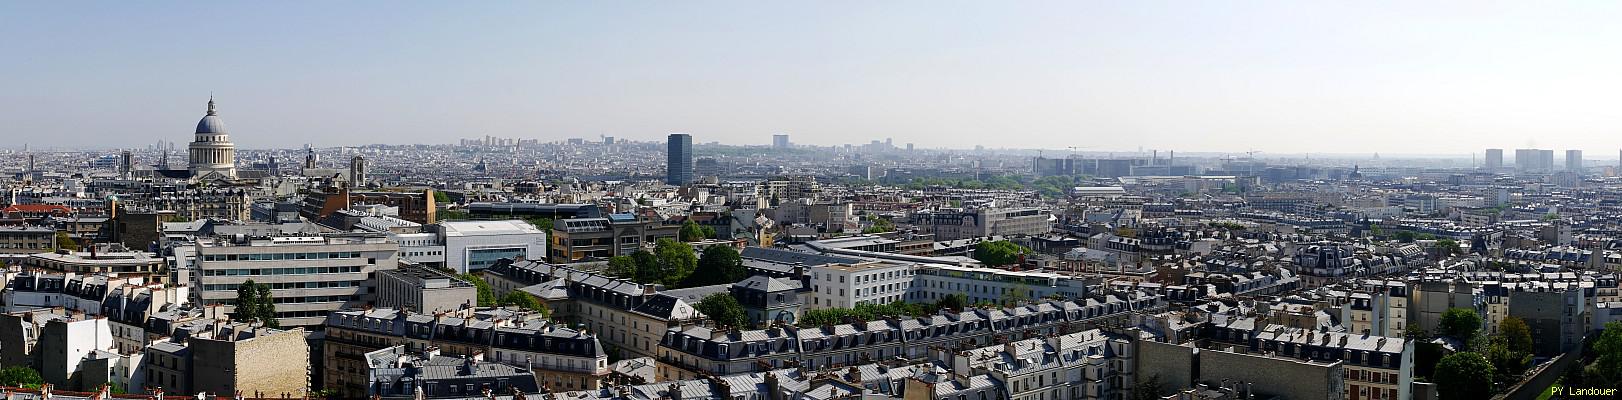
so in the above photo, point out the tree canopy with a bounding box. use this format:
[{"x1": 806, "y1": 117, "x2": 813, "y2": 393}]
[
  {"x1": 696, "y1": 293, "x2": 750, "y2": 329},
  {"x1": 679, "y1": 221, "x2": 714, "y2": 242},
  {"x1": 686, "y1": 245, "x2": 747, "y2": 287},
  {"x1": 862, "y1": 217, "x2": 896, "y2": 234},
  {"x1": 1439, "y1": 307, "x2": 1482, "y2": 342},
  {"x1": 1500, "y1": 317, "x2": 1533, "y2": 355},
  {"x1": 233, "y1": 280, "x2": 279, "y2": 328},
  {"x1": 54, "y1": 231, "x2": 78, "y2": 251},
  {"x1": 1433, "y1": 352, "x2": 1494, "y2": 400},
  {"x1": 972, "y1": 240, "x2": 1027, "y2": 266},
  {"x1": 0, "y1": 366, "x2": 42, "y2": 388},
  {"x1": 654, "y1": 239, "x2": 699, "y2": 286},
  {"x1": 1582, "y1": 321, "x2": 1622, "y2": 386},
  {"x1": 458, "y1": 273, "x2": 495, "y2": 307},
  {"x1": 798, "y1": 301, "x2": 938, "y2": 327}
]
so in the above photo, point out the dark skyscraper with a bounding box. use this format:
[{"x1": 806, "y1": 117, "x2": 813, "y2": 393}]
[{"x1": 666, "y1": 133, "x2": 693, "y2": 185}]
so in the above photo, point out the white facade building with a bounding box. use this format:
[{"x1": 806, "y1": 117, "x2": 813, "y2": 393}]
[
  {"x1": 807, "y1": 261, "x2": 915, "y2": 309},
  {"x1": 193, "y1": 235, "x2": 398, "y2": 327},
  {"x1": 433, "y1": 220, "x2": 547, "y2": 274}
]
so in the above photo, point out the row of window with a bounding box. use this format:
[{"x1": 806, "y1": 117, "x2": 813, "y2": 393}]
[
  {"x1": 200, "y1": 251, "x2": 364, "y2": 262},
  {"x1": 203, "y1": 265, "x2": 364, "y2": 276},
  {"x1": 270, "y1": 295, "x2": 357, "y2": 304},
  {"x1": 203, "y1": 280, "x2": 361, "y2": 291}
]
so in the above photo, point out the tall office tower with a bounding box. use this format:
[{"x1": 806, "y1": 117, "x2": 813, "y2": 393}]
[
  {"x1": 1566, "y1": 150, "x2": 1583, "y2": 173},
  {"x1": 666, "y1": 133, "x2": 693, "y2": 185},
  {"x1": 1485, "y1": 149, "x2": 1503, "y2": 170},
  {"x1": 1540, "y1": 150, "x2": 1555, "y2": 172},
  {"x1": 772, "y1": 134, "x2": 790, "y2": 149}
]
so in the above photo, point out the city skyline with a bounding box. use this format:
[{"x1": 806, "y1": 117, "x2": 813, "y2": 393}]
[{"x1": 8, "y1": 2, "x2": 1622, "y2": 153}]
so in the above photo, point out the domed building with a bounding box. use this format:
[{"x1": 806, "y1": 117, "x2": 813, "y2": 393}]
[{"x1": 187, "y1": 96, "x2": 237, "y2": 180}]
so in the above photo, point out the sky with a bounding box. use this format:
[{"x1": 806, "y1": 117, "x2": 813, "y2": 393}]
[{"x1": 5, "y1": 1, "x2": 1622, "y2": 155}]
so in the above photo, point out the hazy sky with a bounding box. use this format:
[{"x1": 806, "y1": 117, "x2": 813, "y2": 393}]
[{"x1": 6, "y1": 1, "x2": 1622, "y2": 154}]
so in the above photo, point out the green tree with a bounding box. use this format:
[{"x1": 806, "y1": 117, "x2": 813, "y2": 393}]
[
  {"x1": 687, "y1": 245, "x2": 747, "y2": 286},
  {"x1": 1439, "y1": 308, "x2": 1482, "y2": 342},
  {"x1": 679, "y1": 221, "x2": 709, "y2": 242},
  {"x1": 1500, "y1": 316, "x2": 1533, "y2": 355},
  {"x1": 631, "y1": 250, "x2": 661, "y2": 284},
  {"x1": 54, "y1": 231, "x2": 79, "y2": 251},
  {"x1": 1485, "y1": 336, "x2": 1530, "y2": 383},
  {"x1": 1435, "y1": 239, "x2": 1462, "y2": 256},
  {"x1": 935, "y1": 293, "x2": 968, "y2": 312},
  {"x1": 695, "y1": 293, "x2": 750, "y2": 329},
  {"x1": 432, "y1": 190, "x2": 451, "y2": 203},
  {"x1": 862, "y1": 218, "x2": 896, "y2": 234},
  {"x1": 1433, "y1": 352, "x2": 1494, "y2": 400},
  {"x1": 972, "y1": 240, "x2": 1027, "y2": 266},
  {"x1": 525, "y1": 217, "x2": 554, "y2": 231},
  {"x1": 606, "y1": 255, "x2": 639, "y2": 278},
  {"x1": 458, "y1": 273, "x2": 495, "y2": 307},
  {"x1": 0, "y1": 366, "x2": 42, "y2": 388},
  {"x1": 1585, "y1": 321, "x2": 1622, "y2": 386},
  {"x1": 255, "y1": 283, "x2": 278, "y2": 328},
  {"x1": 1393, "y1": 230, "x2": 1419, "y2": 243},
  {"x1": 234, "y1": 280, "x2": 262, "y2": 322},
  {"x1": 653, "y1": 239, "x2": 698, "y2": 286},
  {"x1": 499, "y1": 290, "x2": 541, "y2": 309}
]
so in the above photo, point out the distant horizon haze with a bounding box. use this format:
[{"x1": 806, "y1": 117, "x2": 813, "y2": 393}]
[{"x1": 6, "y1": 2, "x2": 1622, "y2": 154}]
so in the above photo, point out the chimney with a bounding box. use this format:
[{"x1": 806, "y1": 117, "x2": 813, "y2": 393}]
[
  {"x1": 763, "y1": 371, "x2": 781, "y2": 400},
  {"x1": 713, "y1": 378, "x2": 732, "y2": 400}
]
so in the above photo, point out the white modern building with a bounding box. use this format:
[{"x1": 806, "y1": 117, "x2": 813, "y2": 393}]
[
  {"x1": 381, "y1": 220, "x2": 546, "y2": 273},
  {"x1": 806, "y1": 261, "x2": 915, "y2": 309},
  {"x1": 431, "y1": 220, "x2": 546, "y2": 274},
  {"x1": 910, "y1": 263, "x2": 1091, "y2": 305},
  {"x1": 193, "y1": 235, "x2": 398, "y2": 327}
]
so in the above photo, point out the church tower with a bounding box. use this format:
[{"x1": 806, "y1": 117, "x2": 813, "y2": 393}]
[{"x1": 188, "y1": 96, "x2": 237, "y2": 179}]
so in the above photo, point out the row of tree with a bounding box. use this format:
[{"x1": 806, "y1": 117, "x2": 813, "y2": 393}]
[
  {"x1": 605, "y1": 239, "x2": 746, "y2": 289},
  {"x1": 1422, "y1": 307, "x2": 1534, "y2": 400}
]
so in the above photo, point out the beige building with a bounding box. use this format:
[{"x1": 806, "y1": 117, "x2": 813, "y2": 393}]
[{"x1": 145, "y1": 322, "x2": 309, "y2": 397}]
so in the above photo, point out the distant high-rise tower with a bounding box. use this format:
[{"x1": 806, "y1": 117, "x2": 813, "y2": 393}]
[
  {"x1": 1485, "y1": 148, "x2": 1503, "y2": 170},
  {"x1": 187, "y1": 96, "x2": 237, "y2": 179},
  {"x1": 119, "y1": 150, "x2": 133, "y2": 178},
  {"x1": 1515, "y1": 148, "x2": 1554, "y2": 173},
  {"x1": 772, "y1": 134, "x2": 790, "y2": 149},
  {"x1": 350, "y1": 154, "x2": 368, "y2": 187},
  {"x1": 1566, "y1": 150, "x2": 1584, "y2": 173},
  {"x1": 667, "y1": 133, "x2": 693, "y2": 185}
]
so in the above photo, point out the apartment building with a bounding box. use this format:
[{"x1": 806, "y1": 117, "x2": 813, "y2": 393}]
[
  {"x1": 143, "y1": 322, "x2": 310, "y2": 397},
  {"x1": 655, "y1": 293, "x2": 1166, "y2": 380},
  {"x1": 193, "y1": 234, "x2": 398, "y2": 327},
  {"x1": 323, "y1": 308, "x2": 603, "y2": 398},
  {"x1": 807, "y1": 261, "x2": 914, "y2": 309},
  {"x1": 0, "y1": 226, "x2": 54, "y2": 254},
  {"x1": 481, "y1": 260, "x2": 702, "y2": 360},
  {"x1": 548, "y1": 214, "x2": 680, "y2": 263},
  {"x1": 910, "y1": 264, "x2": 1091, "y2": 305},
  {"x1": 908, "y1": 207, "x2": 1051, "y2": 241}
]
